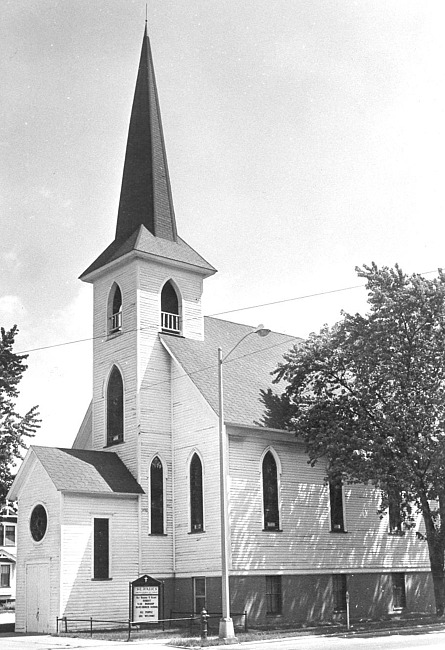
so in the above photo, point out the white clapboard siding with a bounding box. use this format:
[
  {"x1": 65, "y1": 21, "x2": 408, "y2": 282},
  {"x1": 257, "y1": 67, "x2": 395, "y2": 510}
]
[
  {"x1": 60, "y1": 493, "x2": 139, "y2": 622},
  {"x1": 170, "y1": 359, "x2": 222, "y2": 575},
  {"x1": 228, "y1": 426, "x2": 430, "y2": 574},
  {"x1": 92, "y1": 264, "x2": 140, "y2": 476},
  {"x1": 14, "y1": 459, "x2": 61, "y2": 633}
]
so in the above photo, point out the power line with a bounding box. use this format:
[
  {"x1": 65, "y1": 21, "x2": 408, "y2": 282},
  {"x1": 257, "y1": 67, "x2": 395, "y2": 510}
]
[{"x1": 15, "y1": 267, "x2": 441, "y2": 355}]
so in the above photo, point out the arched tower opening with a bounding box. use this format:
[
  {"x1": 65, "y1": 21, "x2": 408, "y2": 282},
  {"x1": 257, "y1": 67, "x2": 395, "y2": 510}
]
[
  {"x1": 161, "y1": 280, "x2": 181, "y2": 334},
  {"x1": 107, "y1": 283, "x2": 123, "y2": 334}
]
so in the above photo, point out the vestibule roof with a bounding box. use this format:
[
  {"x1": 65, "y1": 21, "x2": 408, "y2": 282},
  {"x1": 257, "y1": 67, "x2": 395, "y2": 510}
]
[
  {"x1": 8, "y1": 447, "x2": 144, "y2": 499},
  {"x1": 161, "y1": 316, "x2": 300, "y2": 427}
]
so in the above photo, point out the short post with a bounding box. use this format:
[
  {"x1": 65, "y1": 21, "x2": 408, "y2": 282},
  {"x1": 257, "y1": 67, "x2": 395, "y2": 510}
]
[
  {"x1": 244, "y1": 610, "x2": 248, "y2": 633},
  {"x1": 127, "y1": 618, "x2": 131, "y2": 642},
  {"x1": 201, "y1": 608, "x2": 209, "y2": 640},
  {"x1": 56, "y1": 617, "x2": 59, "y2": 634},
  {"x1": 64, "y1": 616, "x2": 68, "y2": 633},
  {"x1": 346, "y1": 591, "x2": 350, "y2": 631},
  {"x1": 189, "y1": 613, "x2": 194, "y2": 634},
  {"x1": 90, "y1": 616, "x2": 93, "y2": 637}
]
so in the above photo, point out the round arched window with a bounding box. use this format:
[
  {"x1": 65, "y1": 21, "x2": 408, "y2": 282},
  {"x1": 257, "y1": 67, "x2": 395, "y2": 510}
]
[{"x1": 30, "y1": 504, "x2": 47, "y2": 542}]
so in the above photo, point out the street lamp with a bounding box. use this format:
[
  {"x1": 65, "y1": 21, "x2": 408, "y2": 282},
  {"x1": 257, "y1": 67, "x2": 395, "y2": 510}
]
[{"x1": 218, "y1": 325, "x2": 271, "y2": 640}]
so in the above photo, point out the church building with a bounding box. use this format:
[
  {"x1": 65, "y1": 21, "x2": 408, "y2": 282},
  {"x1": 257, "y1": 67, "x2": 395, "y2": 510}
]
[{"x1": 8, "y1": 28, "x2": 434, "y2": 634}]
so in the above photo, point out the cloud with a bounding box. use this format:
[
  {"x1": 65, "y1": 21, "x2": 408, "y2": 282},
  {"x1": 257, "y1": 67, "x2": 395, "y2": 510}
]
[
  {"x1": 0, "y1": 250, "x2": 21, "y2": 273},
  {"x1": 0, "y1": 295, "x2": 27, "y2": 320}
]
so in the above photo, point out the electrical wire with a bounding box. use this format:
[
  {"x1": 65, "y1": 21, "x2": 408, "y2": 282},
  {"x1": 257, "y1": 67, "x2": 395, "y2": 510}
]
[{"x1": 15, "y1": 268, "x2": 441, "y2": 356}]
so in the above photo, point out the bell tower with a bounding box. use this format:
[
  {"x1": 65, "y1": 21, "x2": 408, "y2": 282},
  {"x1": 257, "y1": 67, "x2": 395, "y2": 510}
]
[{"x1": 79, "y1": 27, "x2": 216, "y2": 480}]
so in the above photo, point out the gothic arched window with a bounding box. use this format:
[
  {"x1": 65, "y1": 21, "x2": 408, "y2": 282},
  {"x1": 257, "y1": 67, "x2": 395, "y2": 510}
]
[
  {"x1": 262, "y1": 451, "x2": 280, "y2": 531},
  {"x1": 107, "y1": 366, "x2": 124, "y2": 446},
  {"x1": 108, "y1": 283, "x2": 123, "y2": 334},
  {"x1": 150, "y1": 456, "x2": 164, "y2": 535},
  {"x1": 161, "y1": 281, "x2": 180, "y2": 334},
  {"x1": 190, "y1": 453, "x2": 204, "y2": 533}
]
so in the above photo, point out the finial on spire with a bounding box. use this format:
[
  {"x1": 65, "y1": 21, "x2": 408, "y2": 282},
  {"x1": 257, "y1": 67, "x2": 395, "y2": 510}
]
[{"x1": 145, "y1": 3, "x2": 148, "y2": 26}]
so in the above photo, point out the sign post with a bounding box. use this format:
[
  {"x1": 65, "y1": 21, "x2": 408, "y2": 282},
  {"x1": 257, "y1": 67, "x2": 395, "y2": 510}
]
[{"x1": 130, "y1": 575, "x2": 162, "y2": 624}]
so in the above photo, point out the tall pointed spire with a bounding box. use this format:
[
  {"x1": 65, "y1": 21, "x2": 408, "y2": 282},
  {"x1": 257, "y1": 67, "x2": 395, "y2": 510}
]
[
  {"x1": 116, "y1": 27, "x2": 177, "y2": 242},
  {"x1": 80, "y1": 27, "x2": 216, "y2": 282}
]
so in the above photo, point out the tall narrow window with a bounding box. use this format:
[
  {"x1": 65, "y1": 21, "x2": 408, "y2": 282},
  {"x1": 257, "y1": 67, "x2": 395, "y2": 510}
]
[
  {"x1": 392, "y1": 573, "x2": 406, "y2": 609},
  {"x1": 150, "y1": 456, "x2": 164, "y2": 535},
  {"x1": 5, "y1": 525, "x2": 15, "y2": 546},
  {"x1": 0, "y1": 565, "x2": 11, "y2": 588},
  {"x1": 93, "y1": 518, "x2": 109, "y2": 580},
  {"x1": 388, "y1": 489, "x2": 403, "y2": 534},
  {"x1": 108, "y1": 283, "x2": 122, "y2": 334},
  {"x1": 190, "y1": 454, "x2": 204, "y2": 533},
  {"x1": 161, "y1": 281, "x2": 180, "y2": 334},
  {"x1": 107, "y1": 366, "x2": 124, "y2": 446},
  {"x1": 329, "y1": 477, "x2": 345, "y2": 532},
  {"x1": 266, "y1": 576, "x2": 282, "y2": 614},
  {"x1": 262, "y1": 451, "x2": 280, "y2": 531},
  {"x1": 193, "y1": 577, "x2": 206, "y2": 613},
  {"x1": 333, "y1": 574, "x2": 347, "y2": 611}
]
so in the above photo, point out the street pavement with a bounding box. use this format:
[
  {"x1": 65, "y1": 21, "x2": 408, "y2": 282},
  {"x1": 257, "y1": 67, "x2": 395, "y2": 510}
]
[{"x1": 2, "y1": 627, "x2": 445, "y2": 650}]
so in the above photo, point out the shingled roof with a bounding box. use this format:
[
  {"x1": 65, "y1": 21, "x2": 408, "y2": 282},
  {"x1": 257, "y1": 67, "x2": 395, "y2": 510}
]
[
  {"x1": 31, "y1": 447, "x2": 144, "y2": 495},
  {"x1": 161, "y1": 316, "x2": 300, "y2": 427},
  {"x1": 80, "y1": 225, "x2": 215, "y2": 280}
]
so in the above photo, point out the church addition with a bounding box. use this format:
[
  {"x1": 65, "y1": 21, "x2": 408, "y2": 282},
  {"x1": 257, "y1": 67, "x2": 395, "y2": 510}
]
[{"x1": 8, "y1": 27, "x2": 434, "y2": 633}]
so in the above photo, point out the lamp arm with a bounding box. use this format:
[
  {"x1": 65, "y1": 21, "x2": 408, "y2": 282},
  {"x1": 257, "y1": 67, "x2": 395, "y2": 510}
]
[{"x1": 221, "y1": 332, "x2": 253, "y2": 364}]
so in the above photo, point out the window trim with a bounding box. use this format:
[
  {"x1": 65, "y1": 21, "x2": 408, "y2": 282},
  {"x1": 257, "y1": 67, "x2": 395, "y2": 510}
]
[
  {"x1": 329, "y1": 477, "x2": 347, "y2": 533},
  {"x1": 0, "y1": 564, "x2": 11, "y2": 588},
  {"x1": 193, "y1": 576, "x2": 206, "y2": 614},
  {"x1": 105, "y1": 364, "x2": 125, "y2": 447},
  {"x1": 188, "y1": 451, "x2": 205, "y2": 534},
  {"x1": 0, "y1": 523, "x2": 16, "y2": 547},
  {"x1": 29, "y1": 503, "x2": 48, "y2": 544},
  {"x1": 160, "y1": 278, "x2": 182, "y2": 335},
  {"x1": 107, "y1": 282, "x2": 123, "y2": 336},
  {"x1": 92, "y1": 516, "x2": 112, "y2": 581},
  {"x1": 266, "y1": 575, "x2": 282, "y2": 615},
  {"x1": 388, "y1": 489, "x2": 404, "y2": 535},
  {"x1": 332, "y1": 574, "x2": 348, "y2": 612},
  {"x1": 149, "y1": 454, "x2": 167, "y2": 535},
  {"x1": 392, "y1": 572, "x2": 407, "y2": 610},
  {"x1": 260, "y1": 447, "x2": 282, "y2": 532}
]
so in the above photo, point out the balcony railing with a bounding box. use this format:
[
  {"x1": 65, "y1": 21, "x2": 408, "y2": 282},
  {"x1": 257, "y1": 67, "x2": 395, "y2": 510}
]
[
  {"x1": 161, "y1": 311, "x2": 181, "y2": 334},
  {"x1": 109, "y1": 311, "x2": 122, "y2": 333}
]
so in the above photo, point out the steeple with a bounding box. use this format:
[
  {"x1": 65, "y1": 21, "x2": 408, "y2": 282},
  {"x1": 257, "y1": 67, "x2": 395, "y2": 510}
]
[
  {"x1": 116, "y1": 27, "x2": 177, "y2": 243},
  {"x1": 80, "y1": 28, "x2": 215, "y2": 281}
]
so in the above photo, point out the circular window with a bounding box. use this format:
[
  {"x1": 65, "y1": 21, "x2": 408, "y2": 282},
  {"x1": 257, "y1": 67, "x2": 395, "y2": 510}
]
[{"x1": 30, "y1": 504, "x2": 47, "y2": 542}]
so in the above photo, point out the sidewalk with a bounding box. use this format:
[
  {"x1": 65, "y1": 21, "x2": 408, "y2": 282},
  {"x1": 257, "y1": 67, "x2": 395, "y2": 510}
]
[{"x1": 1, "y1": 617, "x2": 445, "y2": 650}]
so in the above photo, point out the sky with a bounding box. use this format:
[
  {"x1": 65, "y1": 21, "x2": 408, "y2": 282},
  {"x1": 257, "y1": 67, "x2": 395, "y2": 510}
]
[{"x1": 1, "y1": 0, "x2": 445, "y2": 450}]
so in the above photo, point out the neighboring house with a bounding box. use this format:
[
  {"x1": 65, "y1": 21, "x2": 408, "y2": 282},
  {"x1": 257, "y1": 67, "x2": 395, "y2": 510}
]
[
  {"x1": 0, "y1": 504, "x2": 17, "y2": 603},
  {"x1": 8, "y1": 27, "x2": 434, "y2": 634}
]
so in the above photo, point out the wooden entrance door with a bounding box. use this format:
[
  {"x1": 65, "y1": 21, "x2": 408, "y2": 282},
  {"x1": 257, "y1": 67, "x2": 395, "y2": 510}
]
[{"x1": 25, "y1": 562, "x2": 50, "y2": 633}]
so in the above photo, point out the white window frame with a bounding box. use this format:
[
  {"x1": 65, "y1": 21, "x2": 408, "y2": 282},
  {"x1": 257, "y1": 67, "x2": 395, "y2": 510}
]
[
  {"x1": 328, "y1": 479, "x2": 348, "y2": 533},
  {"x1": 91, "y1": 515, "x2": 112, "y2": 580},
  {"x1": 187, "y1": 449, "x2": 205, "y2": 534},
  {"x1": 149, "y1": 454, "x2": 168, "y2": 535},
  {"x1": 259, "y1": 447, "x2": 282, "y2": 532}
]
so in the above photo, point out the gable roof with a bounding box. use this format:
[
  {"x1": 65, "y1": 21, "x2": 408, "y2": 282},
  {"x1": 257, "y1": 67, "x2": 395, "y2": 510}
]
[
  {"x1": 161, "y1": 316, "x2": 300, "y2": 427},
  {"x1": 30, "y1": 447, "x2": 144, "y2": 495}
]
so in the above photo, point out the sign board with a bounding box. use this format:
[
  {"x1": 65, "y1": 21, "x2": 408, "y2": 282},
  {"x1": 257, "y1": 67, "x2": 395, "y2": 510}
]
[{"x1": 130, "y1": 575, "x2": 162, "y2": 623}]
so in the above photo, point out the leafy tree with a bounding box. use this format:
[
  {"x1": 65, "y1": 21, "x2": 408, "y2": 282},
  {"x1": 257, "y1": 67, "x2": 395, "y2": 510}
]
[
  {"x1": 267, "y1": 264, "x2": 445, "y2": 616},
  {"x1": 0, "y1": 326, "x2": 40, "y2": 501}
]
